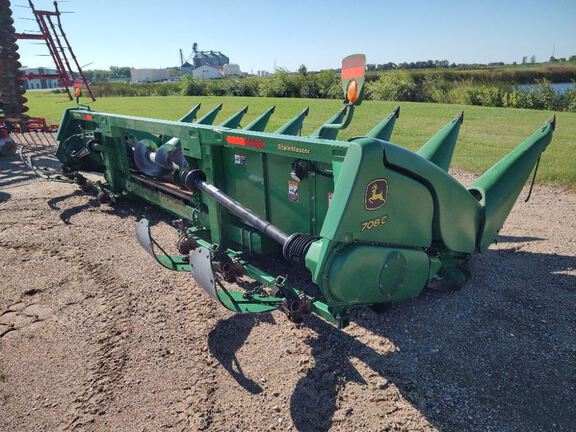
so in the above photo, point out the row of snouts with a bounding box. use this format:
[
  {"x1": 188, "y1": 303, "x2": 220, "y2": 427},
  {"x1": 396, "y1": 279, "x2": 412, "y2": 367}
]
[
  {"x1": 131, "y1": 102, "x2": 466, "y2": 179},
  {"x1": 131, "y1": 103, "x2": 404, "y2": 178}
]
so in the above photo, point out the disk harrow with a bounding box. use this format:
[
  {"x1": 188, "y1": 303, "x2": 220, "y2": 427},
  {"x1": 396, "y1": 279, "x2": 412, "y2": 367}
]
[
  {"x1": 0, "y1": 0, "x2": 85, "y2": 152},
  {"x1": 0, "y1": 0, "x2": 29, "y2": 122},
  {"x1": 24, "y1": 55, "x2": 556, "y2": 328}
]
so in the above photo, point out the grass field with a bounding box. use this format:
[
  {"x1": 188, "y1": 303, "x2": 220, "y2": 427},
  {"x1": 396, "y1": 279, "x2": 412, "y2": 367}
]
[{"x1": 25, "y1": 92, "x2": 576, "y2": 188}]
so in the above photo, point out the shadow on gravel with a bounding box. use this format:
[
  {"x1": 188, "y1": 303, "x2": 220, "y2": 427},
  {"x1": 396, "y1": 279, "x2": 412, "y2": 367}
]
[
  {"x1": 206, "y1": 247, "x2": 575, "y2": 431},
  {"x1": 45, "y1": 188, "x2": 173, "y2": 226},
  {"x1": 48, "y1": 190, "x2": 83, "y2": 210},
  {"x1": 496, "y1": 234, "x2": 545, "y2": 243},
  {"x1": 59, "y1": 198, "x2": 100, "y2": 224},
  {"x1": 208, "y1": 313, "x2": 276, "y2": 395},
  {"x1": 0, "y1": 154, "x2": 36, "y2": 192},
  {"x1": 287, "y1": 247, "x2": 576, "y2": 432},
  {"x1": 0, "y1": 148, "x2": 59, "y2": 193},
  {"x1": 10, "y1": 146, "x2": 572, "y2": 430}
]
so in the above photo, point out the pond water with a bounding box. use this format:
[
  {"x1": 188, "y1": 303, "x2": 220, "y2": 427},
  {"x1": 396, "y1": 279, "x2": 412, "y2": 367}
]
[{"x1": 520, "y1": 82, "x2": 574, "y2": 94}]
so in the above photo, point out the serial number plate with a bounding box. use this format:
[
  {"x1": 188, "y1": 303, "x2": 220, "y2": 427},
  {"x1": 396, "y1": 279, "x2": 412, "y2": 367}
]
[{"x1": 361, "y1": 215, "x2": 388, "y2": 231}]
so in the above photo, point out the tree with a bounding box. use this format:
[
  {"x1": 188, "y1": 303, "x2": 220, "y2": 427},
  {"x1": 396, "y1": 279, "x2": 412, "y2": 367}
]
[
  {"x1": 298, "y1": 64, "x2": 308, "y2": 76},
  {"x1": 530, "y1": 55, "x2": 536, "y2": 64},
  {"x1": 522, "y1": 56, "x2": 528, "y2": 64},
  {"x1": 109, "y1": 66, "x2": 131, "y2": 79}
]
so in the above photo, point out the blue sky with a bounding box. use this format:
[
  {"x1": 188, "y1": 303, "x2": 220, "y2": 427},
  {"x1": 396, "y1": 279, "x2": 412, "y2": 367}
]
[{"x1": 14, "y1": 0, "x2": 576, "y2": 72}]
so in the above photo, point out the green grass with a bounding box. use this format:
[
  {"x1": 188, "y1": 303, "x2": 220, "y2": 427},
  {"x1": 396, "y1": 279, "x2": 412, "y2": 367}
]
[{"x1": 26, "y1": 92, "x2": 576, "y2": 188}]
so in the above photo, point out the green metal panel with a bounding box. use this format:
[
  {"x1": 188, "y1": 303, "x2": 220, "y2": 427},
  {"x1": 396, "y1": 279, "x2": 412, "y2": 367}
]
[
  {"x1": 416, "y1": 112, "x2": 463, "y2": 171},
  {"x1": 326, "y1": 245, "x2": 430, "y2": 305},
  {"x1": 265, "y1": 154, "x2": 314, "y2": 235},
  {"x1": 366, "y1": 107, "x2": 400, "y2": 141},
  {"x1": 275, "y1": 107, "x2": 309, "y2": 135},
  {"x1": 243, "y1": 106, "x2": 275, "y2": 132},
  {"x1": 196, "y1": 104, "x2": 222, "y2": 125},
  {"x1": 469, "y1": 117, "x2": 555, "y2": 251},
  {"x1": 227, "y1": 224, "x2": 268, "y2": 254},
  {"x1": 218, "y1": 106, "x2": 248, "y2": 128},
  {"x1": 383, "y1": 142, "x2": 482, "y2": 253},
  {"x1": 310, "y1": 106, "x2": 347, "y2": 140},
  {"x1": 320, "y1": 138, "x2": 434, "y2": 246},
  {"x1": 178, "y1": 103, "x2": 201, "y2": 123},
  {"x1": 221, "y1": 147, "x2": 267, "y2": 217}
]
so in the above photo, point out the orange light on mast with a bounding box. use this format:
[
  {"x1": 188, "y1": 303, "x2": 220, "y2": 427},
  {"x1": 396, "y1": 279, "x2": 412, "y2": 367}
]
[{"x1": 346, "y1": 80, "x2": 359, "y2": 104}]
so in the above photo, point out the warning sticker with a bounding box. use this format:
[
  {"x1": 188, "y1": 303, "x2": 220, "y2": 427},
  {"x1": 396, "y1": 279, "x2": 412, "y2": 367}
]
[
  {"x1": 288, "y1": 180, "x2": 299, "y2": 203},
  {"x1": 234, "y1": 154, "x2": 246, "y2": 165}
]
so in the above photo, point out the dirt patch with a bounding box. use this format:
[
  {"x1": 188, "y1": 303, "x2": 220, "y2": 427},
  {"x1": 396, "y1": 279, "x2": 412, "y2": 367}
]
[{"x1": 0, "y1": 151, "x2": 575, "y2": 431}]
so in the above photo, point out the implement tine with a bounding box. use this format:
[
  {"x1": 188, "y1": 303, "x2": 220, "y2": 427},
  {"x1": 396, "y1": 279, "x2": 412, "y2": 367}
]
[
  {"x1": 34, "y1": 131, "x2": 43, "y2": 146},
  {"x1": 310, "y1": 106, "x2": 347, "y2": 140},
  {"x1": 20, "y1": 132, "x2": 32, "y2": 147},
  {"x1": 178, "y1": 103, "x2": 201, "y2": 123},
  {"x1": 366, "y1": 106, "x2": 400, "y2": 141},
  {"x1": 243, "y1": 106, "x2": 275, "y2": 132},
  {"x1": 195, "y1": 104, "x2": 223, "y2": 125},
  {"x1": 274, "y1": 107, "x2": 309, "y2": 136},
  {"x1": 219, "y1": 106, "x2": 249, "y2": 128}
]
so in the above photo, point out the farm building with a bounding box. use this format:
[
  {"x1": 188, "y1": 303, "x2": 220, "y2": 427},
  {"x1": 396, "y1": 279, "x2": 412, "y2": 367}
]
[
  {"x1": 181, "y1": 61, "x2": 194, "y2": 75},
  {"x1": 130, "y1": 68, "x2": 170, "y2": 83},
  {"x1": 223, "y1": 64, "x2": 242, "y2": 76},
  {"x1": 22, "y1": 67, "x2": 59, "y2": 90},
  {"x1": 192, "y1": 65, "x2": 221, "y2": 80}
]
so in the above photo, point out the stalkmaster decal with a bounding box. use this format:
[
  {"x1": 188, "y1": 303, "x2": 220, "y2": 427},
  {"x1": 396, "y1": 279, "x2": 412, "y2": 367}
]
[{"x1": 365, "y1": 179, "x2": 388, "y2": 210}]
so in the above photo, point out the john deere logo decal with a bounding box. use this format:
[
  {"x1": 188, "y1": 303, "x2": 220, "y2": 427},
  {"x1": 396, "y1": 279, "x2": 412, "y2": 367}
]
[{"x1": 365, "y1": 179, "x2": 388, "y2": 210}]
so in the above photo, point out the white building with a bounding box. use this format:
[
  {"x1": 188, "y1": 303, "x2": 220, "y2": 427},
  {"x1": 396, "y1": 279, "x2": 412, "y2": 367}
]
[
  {"x1": 257, "y1": 70, "x2": 272, "y2": 77},
  {"x1": 223, "y1": 64, "x2": 241, "y2": 76},
  {"x1": 22, "y1": 67, "x2": 59, "y2": 90},
  {"x1": 130, "y1": 68, "x2": 170, "y2": 83},
  {"x1": 181, "y1": 62, "x2": 194, "y2": 75},
  {"x1": 192, "y1": 65, "x2": 221, "y2": 80}
]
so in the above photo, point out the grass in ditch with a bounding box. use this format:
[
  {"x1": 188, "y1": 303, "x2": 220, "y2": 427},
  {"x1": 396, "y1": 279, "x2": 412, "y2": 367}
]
[{"x1": 25, "y1": 92, "x2": 576, "y2": 188}]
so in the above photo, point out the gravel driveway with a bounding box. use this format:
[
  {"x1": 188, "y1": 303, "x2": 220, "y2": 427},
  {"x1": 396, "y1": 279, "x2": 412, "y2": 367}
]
[{"x1": 1, "y1": 150, "x2": 574, "y2": 432}]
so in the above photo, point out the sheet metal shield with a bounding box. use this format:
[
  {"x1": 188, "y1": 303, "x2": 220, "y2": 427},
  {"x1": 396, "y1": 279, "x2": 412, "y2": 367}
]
[
  {"x1": 190, "y1": 247, "x2": 217, "y2": 299},
  {"x1": 135, "y1": 218, "x2": 155, "y2": 257}
]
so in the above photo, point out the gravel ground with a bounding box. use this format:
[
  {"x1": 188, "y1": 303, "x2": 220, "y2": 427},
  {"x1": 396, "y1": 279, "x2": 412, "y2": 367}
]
[{"x1": 0, "y1": 149, "x2": 575, "y2": 432}]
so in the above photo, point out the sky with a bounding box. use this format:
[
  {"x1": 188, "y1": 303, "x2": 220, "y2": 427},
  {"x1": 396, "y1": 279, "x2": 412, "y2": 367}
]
[{"x1": 13, "y1": 0, "x2": 576, "y2": 73}]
